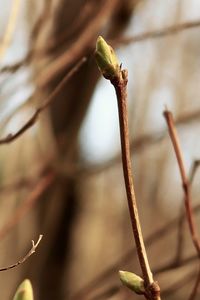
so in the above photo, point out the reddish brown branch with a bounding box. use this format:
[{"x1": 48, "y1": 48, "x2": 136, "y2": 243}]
[
  {"x1": 188, "y1": 266, "x2": 200, "y2": 300},
  {"x1": 95, "y1": 34, "x2": 160, "y2": 298},
  {"x1": 173, "y1": 160, "x2": 200, "y2": 265},
  {"x1": 109, "y1": 68, "x2": 160, "y2": 299},
  {"x1": 164, "y1": 110, "x2": 200, "y2": 257},
  {"x1": 0, "y1": 235, "x2": 42, "y2": 271}
]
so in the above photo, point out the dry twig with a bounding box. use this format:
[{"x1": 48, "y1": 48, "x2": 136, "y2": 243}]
[
  {"x1": 164, "y1": 110, "x2": 200, "y2": 256},
  {"x1": 115, "y1": 19, "x2": 200, "y2": 46},
  {"x1": 0, "y1": 234, "x2": 42, "y2": 271},
  {"x1": 0, "y1": 57, "x2": 86, "y2": 145},
  {"x1": 2, "y1": 18, "x2": 200, "y2": 74},
  {"x1": 164, "y1": 110, "x2": 200, "y2": 300},
  {"x1": 174, "y1": 160, "x2": 200, "y2": 265},
  {"x1": 188, "y1": 267, "x2": 200, "y2": 300}
]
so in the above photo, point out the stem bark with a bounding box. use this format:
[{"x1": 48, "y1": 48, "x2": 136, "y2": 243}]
[{"x1": 111, "y1": 70, "x2": 161, "y2": 300}]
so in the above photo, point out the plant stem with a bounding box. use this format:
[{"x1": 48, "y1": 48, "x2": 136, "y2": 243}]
[
  {"x1": 164, "y1": 110, "x2": 200, "y2": 300},
  {"x1": 111, "y1": 70, "x2": 161, "y2": 300},
  {"x1": 164, "y1": 110, "x2": 200, "y2": 257}
]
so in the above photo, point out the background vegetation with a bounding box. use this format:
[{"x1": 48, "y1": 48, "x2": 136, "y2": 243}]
[{"x1": 0, "y1": 0, "x2": 200, "y2": 299}]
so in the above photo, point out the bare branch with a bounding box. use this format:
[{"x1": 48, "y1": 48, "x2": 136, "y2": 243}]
[
  {"x1": 2, "y1": 18, "x2": 200, "y2": 75},
  {"x1": 0, "y1": 57, "x2": 86, "y2": 145},
  {"x1": 114, "y1": 19, "x2": 200, "y2": 46},
  {"x1": 0, "y1": 234, "x2": 42, "y2": 271},
  {"x1": 174, "y1": 160, "x2": 200, "y2": 265},
  {"x1": 164, "y1": 110, "x2": 200, "y2": 300},
  {"x1": 164, "y1": 110, "x2": 200, "y2": 256},
  {"x1": 188, "y1": 266, "x2": 200, "y2": 300}
]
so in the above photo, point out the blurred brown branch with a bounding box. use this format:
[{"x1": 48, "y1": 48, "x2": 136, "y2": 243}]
[
  {"x1": 2, "y1": 18, "x2": 200, "y2": 74},
  {"x1": 0, "y1": 57, "x2": 86, "y2": 145},
  {"x1": 0, "y1": 235, "x2": 42, "y2": 271},
  {"x1": 37, "y1": 0, "x2": 119, "y2": 88},
  {"x1": 115, "y1": 19, "x2": 200, "y2": 45}
]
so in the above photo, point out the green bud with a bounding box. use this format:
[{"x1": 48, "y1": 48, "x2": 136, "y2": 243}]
[
  {"x1": 13, "y1": 279, "x2": 34, "y2": 300},
  {"x1": 95, "y1": 36, "x2": 120, "y2": 80},
  {"x1": 119, "y1": 270, "x2": 145, "y2": 295}
]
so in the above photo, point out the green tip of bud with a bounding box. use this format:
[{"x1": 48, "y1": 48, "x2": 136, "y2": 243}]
[
  {"x1": 95, "y1": 36, "x2": 120, "y2": 80},
  {"x1": 13, "y1": 279, "x2": 34, "y2": 300},
  {"x1": 119, "y1": 270, "x2": 145, "y2": 295}
]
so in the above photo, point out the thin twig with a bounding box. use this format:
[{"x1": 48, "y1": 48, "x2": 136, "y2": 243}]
[
  {"x1": 164, "y1": 110, "x2": 200, "y2": 300},
  {"x1": 0, "y1": 0, "x2": 52, "y2": 73},
  {"x1": 0, "y1": 234, "x2": 42, "y2": 271},
  {"x1": 0, "y1": 57, "x2": 86, "y2": 145},
  {"x1": 188, "y1": 266, "x2": 200, "y2": 300},
  {"x1": 164, "y1": 110, "x2": 200, "y2": 256},
  {"x1": 0, "y1": 0, "x2": 22, "y2": 61},
  {"x1": 3, "y1": 18, "x2": 200, "y2": 74},
  {"x1": 174, "y1": 160, "x2": 200, "y2": 264},
  {"x1": 114, "y1": 19, "x2": 200, "y2": 46}
]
